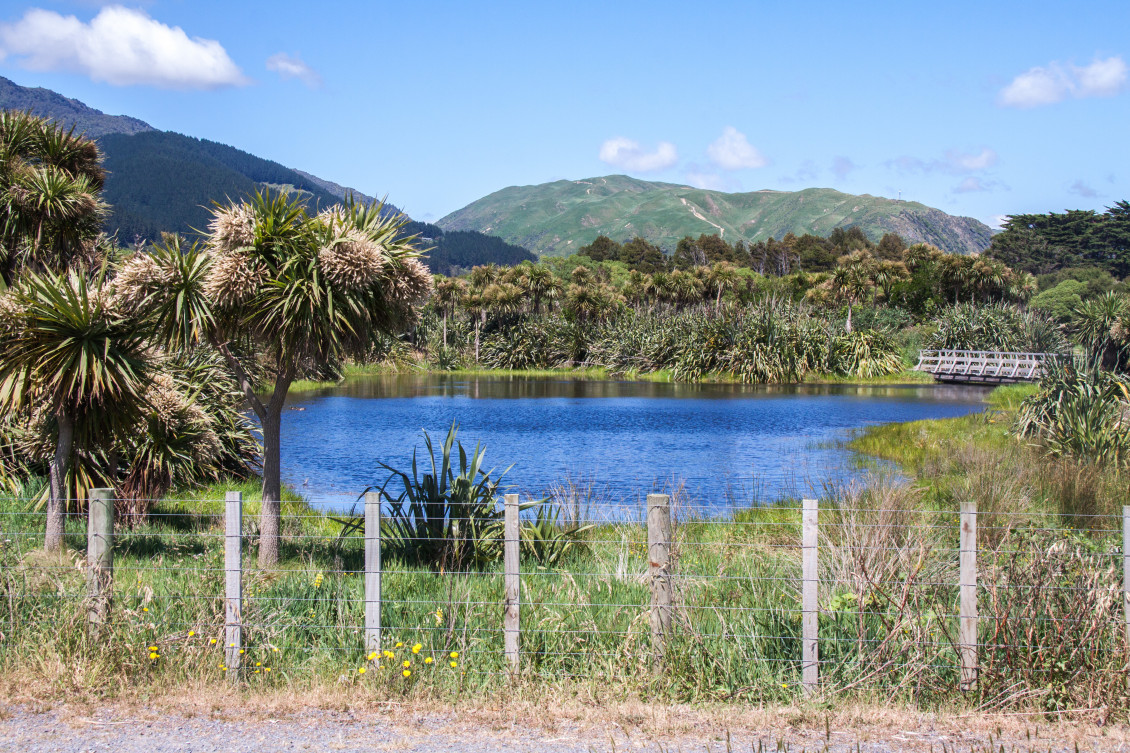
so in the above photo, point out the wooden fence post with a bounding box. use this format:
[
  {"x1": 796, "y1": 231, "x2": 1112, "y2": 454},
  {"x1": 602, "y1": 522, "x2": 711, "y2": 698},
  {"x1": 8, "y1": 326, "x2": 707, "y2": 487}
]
[
  {"x1": 86, "y1": 488, "x2": 114, "y2": 637},
  {"x1": 365, "y1": 490, "x2": 382, "y2": 653},
  {"x1": 801, "y1": 497, "x2": 818, "y2": 694},
  {"x1": 1123, "y1": 505, "x2": 1129, "y2": 652},
  {"x1": 503, "y1": 493, "x2": 520, "y2": 672},
  {"x1": 647, "y1": 493, "x2": 672, "y2": 665},
  {"x1": 959, "y1": 500, "x2": 978, "y2": 691},
  {"x1": 225, "y1": 491, "x2": 242, "y2": 679}
]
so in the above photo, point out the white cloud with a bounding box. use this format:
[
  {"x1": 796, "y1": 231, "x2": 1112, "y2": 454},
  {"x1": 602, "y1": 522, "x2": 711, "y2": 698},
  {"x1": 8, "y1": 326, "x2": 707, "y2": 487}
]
[
  {"x1": 890, "y1": 147, "x2": 998, "y2": 175},
  {"x1": 946, "y1": 147, "x2": 997, "y2": 172},
  {"x1": 999, "y1": 55, "x2": 1127, "y2": 107},
  {"x1": 706, "y1": 126, "x2": 767, "y2": 170},
  {"x1": 953, "y1": 177, "x2": 988, "y2": 193},
  {"x1": 0, "y1": 6, "x2": 246, "y2": 89},
  {"x1": 1068, "y1": 179, "x2": 1099, "y2": 198},
  {"x1": 778, "y1": 160, "x2": 819, "y2": 185},
  {"x1": 989, "y1": 215, "x2": 1009, "y2": 230},
  {"x1": 598, "y1": 137, "x2": 678, "y2": 172},
  {"x1": 684, "y1": 164, "x2": 739, "y2": 192},
  {"x1": 831, "y1": 156, "x2": 858, "y2": 180},
  {"x1": 266, "y1": 52, "x2": 322, "y2": 88}
]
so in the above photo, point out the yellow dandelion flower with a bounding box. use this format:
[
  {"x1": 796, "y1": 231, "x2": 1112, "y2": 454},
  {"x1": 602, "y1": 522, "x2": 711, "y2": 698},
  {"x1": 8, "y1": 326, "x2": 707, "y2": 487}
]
[
  {"x1": 412, "y1": 644, "x2": 422, "y2": 654},
  {"x1": 149, "y1": 652, "x2": 158, "y2": 660},
  {"x1": 210, "y1": 638, "x2": 217, "y2": 645},
  {"x1": 187, "y1": 631, "x2": 195, "y2": 638},
  {"x1": 272, "y1": 647, "x2": 279, "y2": 653},
  {"x1": 148, "y1": 645, "x2": 158, "y2": 651},
  {"x1": 449, "y1": 651, "x2": 459, "y2": 659},
  {"x1": 424, "y1": 657, "x2": 433, "y2": 665},
  {"x1": 395, "y1": 642, "x2": 403, "y2": 648},
  {"x1": 239, "y1": 649, "x2": 245, "y2": 655},
  {"x1": 255, "y1": 662, "x2": 262, "y2": 667},
  {"x1": 142, "y1": 607, "x2": 149, "y2": 612},
  {"x1": 265, "y1": 668, "x2": 271, "y2": 673},
  {"x1": 358, "y1": 667, "x2": 366, "y2": 674},
  {"x1": 434, "y1": 608, "x2": 443, "y2": 626},
  {"x1": 449, "y1": 661, "x2": 458, "y2": 668},
  {"x1": 367, "y1": 651, "x2": 377, "y2": 661},
  {"x1": 402, "y1": 660, "x2": 411, "y2": 668},
  {"x1": 402, "y1": 670, "x2": 411, "y2": 678}
]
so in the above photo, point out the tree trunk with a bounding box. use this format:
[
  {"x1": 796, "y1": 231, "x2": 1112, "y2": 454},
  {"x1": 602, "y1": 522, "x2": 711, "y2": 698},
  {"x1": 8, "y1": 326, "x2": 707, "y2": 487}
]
[
  {"x1": 715, "y1": 286, "x2": 722, "y2": 314},
  {"x1": 259, "y1": 408, "x2": 282, "y2": 567},
  {"x1": 46, "y1": 411, "x2": 74, "y2": 552},
  {"x1": 474, "y1": 319, "x2": 481, "y2": 363},
  {"x1": 845, "y1": 304, "x2": 853, "y2": 334},
  {"x1": 442, "y1": 312, "x2": 448, "y2": 348},
  {"x1": 258, "y1": 370, "x2": 293, "y2": 568}
]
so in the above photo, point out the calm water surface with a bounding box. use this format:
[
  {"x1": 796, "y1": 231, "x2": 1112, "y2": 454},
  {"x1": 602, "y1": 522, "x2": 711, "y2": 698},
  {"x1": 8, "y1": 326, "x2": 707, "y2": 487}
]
[{"x1": 279, "y1": 375, "x2": 990, "y2": 512}]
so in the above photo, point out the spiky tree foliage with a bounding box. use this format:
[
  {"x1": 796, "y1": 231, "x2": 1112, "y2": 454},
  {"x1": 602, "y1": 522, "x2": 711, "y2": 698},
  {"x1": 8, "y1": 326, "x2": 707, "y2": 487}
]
[
  {"x1": 119, "y1": 192, "x2": 430, "y2": 565},
  {"x1": 0, "y1": 111, "x2": 107, "y2": 287},
  {"x1": 0, "y1": 269, "x2": 153, "y2": 550},
  {"x1": 705, "y1": 262, "x2": 741, "y2": 313},
  {"x1": 432, "y1": 275, "x2": 465, "y2": 347},
  {"x1": 517, "y1": 263, "x2": 562, "y2": 315},
  {"x1": 928, "y1": 302, "x2": 1069, "y2": 354},
  {"x1": 1070, "y1": 292, "x2": 1130, "y2": 371},
  {"x1": 1018, "y1": 360, "x2": 1130, "y2": 464}
]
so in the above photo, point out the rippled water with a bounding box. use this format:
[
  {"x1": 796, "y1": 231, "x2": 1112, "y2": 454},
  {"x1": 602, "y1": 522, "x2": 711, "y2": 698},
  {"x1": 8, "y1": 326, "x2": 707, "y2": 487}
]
[{"x1": 277, "y1": 375, "x2": 990, "y2": 512}]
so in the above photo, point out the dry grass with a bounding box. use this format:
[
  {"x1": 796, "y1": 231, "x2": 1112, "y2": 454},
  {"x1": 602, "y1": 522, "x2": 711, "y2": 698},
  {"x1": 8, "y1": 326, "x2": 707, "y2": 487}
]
[{"x1": 0, "y1": 677, "x2": 1125, "y2": 751}]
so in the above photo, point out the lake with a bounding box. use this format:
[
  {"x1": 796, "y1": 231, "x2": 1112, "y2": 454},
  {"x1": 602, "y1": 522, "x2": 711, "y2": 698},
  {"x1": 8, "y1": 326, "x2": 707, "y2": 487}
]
[{"x1": 278, "y1": 375, "x2": 990, "y2": 513}]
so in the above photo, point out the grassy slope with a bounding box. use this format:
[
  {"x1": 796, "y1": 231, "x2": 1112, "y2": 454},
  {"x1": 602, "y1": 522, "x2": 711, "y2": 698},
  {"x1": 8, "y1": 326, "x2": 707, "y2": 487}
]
[{"x1": 437, "y1": 175, "x2": 993, "y2": 257}]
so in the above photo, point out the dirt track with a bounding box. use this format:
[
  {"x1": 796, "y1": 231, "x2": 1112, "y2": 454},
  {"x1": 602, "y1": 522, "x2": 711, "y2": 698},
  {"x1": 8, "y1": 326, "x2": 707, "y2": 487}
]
[{"x1": 0, "y1": 704, "x2": 1124, "y2": 753}]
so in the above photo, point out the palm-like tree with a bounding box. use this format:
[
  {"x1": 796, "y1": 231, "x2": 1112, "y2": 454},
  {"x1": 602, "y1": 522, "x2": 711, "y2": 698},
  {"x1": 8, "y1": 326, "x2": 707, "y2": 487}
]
[
  {"x1": 0, "y1": 268, "x2": 153, "y2": 550},
  {"x1": 459, "y1": 287, "x2": 488, "y2": 363},
  {"x1": 828, "y1": 251, "x2": 875, "y2": 333},
  {"x1": 0, "y1": 111, "x2": 107, "y2": 288},
  {"x1": 519, "y1": 264, "x2": 562, "y2": 315},
  {"x1": 706, "y1": 262, "x2": 741, "y2": 313},
  {"x1": 119, "y1": 192, "x2": 430, "y2": 565},
  {"x1": 432, "y1": 275, "x2": 465, "y2": 347}
]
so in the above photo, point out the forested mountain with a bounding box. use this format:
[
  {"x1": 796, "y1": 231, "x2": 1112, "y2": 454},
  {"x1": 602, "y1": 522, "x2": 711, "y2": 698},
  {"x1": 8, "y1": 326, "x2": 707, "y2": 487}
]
[
  {"x1": 0, "y1": 75, "x2": 534, "y2": 274},
  {"x1": 439, "y1": 175, "x2": 994, "y2": 257},
  {"x1": 0, "y1": 75, "x2": 153, "y2": 137},
  {"x1": 99, "y1": 131, "x2": 343, "y2": 243}
]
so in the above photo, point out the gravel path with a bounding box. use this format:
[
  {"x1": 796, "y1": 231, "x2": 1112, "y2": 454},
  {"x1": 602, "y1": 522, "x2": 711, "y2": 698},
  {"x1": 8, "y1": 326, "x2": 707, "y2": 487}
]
[{"x1": 0, "y1": 705, "x2": 1124, "y2": 753}]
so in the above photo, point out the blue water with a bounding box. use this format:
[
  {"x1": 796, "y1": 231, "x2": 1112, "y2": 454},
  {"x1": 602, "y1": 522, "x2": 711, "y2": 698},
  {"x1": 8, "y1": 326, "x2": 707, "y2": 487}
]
[{"x1": 277, "y1": 375, "x2": 989, "y2": 512}]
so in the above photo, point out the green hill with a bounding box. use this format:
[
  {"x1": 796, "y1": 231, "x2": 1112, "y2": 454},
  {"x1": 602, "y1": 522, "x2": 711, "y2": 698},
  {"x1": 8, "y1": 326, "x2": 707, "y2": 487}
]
[
  {"x1": 438, "y1": 175, "x2": 994, "y2": 256},
  {"x1": 0, "y1": 75, "x2": 534, "y2": 273}
]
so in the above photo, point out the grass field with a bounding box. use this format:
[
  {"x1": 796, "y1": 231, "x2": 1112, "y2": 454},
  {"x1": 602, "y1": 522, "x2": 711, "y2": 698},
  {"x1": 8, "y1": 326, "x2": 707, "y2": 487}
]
[{"x1": 0, "y1": 384, "x2": 1124, "y2": 719}]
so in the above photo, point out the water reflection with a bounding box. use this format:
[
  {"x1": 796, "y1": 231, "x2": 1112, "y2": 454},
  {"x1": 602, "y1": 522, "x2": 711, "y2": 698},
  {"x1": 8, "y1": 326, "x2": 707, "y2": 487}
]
[{"x1": 279, "y1": 374, "x2": 990, "y2": 512}]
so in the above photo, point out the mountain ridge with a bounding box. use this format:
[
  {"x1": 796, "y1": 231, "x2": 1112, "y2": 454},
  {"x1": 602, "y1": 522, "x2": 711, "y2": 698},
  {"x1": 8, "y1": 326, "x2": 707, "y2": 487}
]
[
  {"x1": 0, "y1": 75, "x2": 535, "y2": 273},
  {"x1": 439, "y1": 175, "x2": 994, "y2": 256}
]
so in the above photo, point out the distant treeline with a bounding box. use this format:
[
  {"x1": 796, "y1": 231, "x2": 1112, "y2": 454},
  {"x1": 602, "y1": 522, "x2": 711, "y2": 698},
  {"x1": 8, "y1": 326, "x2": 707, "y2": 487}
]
[
  {"x1": 987, "y1": 202, "x2": 1130, "y2": 277},
  {"x1": 578, "y1": 226, "x2": 908, "y2": 274},
  {"x1": 403, "y1": 221, "x2": 536, "y2": 274}
]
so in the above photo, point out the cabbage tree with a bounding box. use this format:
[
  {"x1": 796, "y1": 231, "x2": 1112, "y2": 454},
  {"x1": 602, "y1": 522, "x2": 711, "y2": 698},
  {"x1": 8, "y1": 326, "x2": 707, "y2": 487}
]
[
  {"x1": 120, "y1": 192, "x2": 430, "y2": 565},
  {"x1": 0, "y1": 268, "x2": 152, "y2": 550},
  {"x1": 0, "y1": 111, "x2": 106, "y2": 288}
]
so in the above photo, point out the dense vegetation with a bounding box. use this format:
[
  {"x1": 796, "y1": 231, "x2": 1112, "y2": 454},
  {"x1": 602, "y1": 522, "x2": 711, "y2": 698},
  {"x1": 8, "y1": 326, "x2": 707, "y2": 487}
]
[{"x1": 988, "y1": 201, "x2": 1130, "y2": 277}]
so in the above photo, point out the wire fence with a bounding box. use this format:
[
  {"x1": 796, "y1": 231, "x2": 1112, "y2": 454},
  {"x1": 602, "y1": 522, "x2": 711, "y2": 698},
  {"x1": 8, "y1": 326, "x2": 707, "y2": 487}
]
[{"x1": 0, "y1": 487, "x2": 1127, "y2": 709}]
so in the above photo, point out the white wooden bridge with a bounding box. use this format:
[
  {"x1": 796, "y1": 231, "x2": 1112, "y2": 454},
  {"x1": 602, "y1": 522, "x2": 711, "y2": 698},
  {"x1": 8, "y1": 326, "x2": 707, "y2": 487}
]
[{"x1": 915, "y1": 350, "x2": 1061, "y2": 383}]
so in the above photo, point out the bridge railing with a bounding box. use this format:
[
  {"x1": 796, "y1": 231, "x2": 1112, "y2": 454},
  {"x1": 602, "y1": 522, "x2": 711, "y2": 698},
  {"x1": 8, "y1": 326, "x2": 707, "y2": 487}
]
[{"x1": 915, "y1": 350, "x2": 1066, "y2": 381}]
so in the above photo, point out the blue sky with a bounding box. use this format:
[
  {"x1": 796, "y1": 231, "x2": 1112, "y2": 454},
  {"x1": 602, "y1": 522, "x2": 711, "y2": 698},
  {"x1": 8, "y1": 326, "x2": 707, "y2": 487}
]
[{"x1": 0, "y1": 1, "x2": 1127, "y2": 229}]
